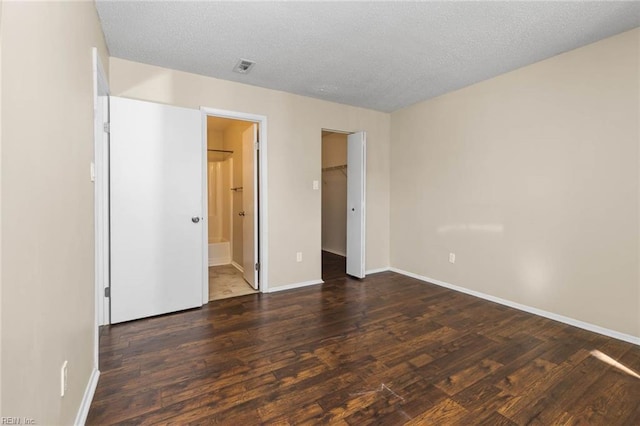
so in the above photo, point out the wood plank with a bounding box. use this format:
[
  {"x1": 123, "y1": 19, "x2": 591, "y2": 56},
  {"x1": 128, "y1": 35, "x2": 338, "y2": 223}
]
[
  {"x1": 405, "y1": 398, "x2": 469, "y2": 425},
  {"x1": 87, "y1": 263, "x2": 640, "y2": 425},
  {"x1": 435, "y1": 358, "x2": 503, "y2": 395},
  {"x1": 550, "y1": 347, "x2": 640, "y2": 425}
]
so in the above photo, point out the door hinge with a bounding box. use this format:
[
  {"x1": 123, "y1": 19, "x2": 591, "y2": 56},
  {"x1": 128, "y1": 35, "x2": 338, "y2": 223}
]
[
  {"x1": 103, "y1": 122, "x2": 110, "y2": 133},
  {"x1": 254, "y1": 142, "x2": 259, "y2": 150},
  {"x1": 104, "y1": 287, "x2": 110, "y2": 298},
  {"x1": 255, "y1": 262, "x2": 260, "y2": 272}
]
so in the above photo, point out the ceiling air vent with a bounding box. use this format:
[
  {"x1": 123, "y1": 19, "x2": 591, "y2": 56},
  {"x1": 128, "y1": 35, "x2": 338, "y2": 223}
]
[{"x1": 233, "y1": 59, "x2": 255, "y2": 74}]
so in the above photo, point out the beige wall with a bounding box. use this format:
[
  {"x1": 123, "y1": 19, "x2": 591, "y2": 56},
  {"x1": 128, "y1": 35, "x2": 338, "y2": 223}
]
[
  {"x1": 0, "y1": 0, "x2": 3, "y2": 415},
  {"x1": 322, "y1": 132, "x2": 348, "y2": 256},
  {"x1": 637, "y1": 30, "x2": 640, "y2": 339},
  {"x1": 110, "y1": 58, "x2": 391, "y2": 287},
  {"x1": 391, "y1": 28, "x2": 640, "y2": 338},
  {"x1": 1, "y1": 1, "x2": 109, "y2": 423}
]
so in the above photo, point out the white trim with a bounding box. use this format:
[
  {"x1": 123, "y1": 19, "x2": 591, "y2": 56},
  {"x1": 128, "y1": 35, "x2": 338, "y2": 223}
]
[
  {"x1": 201, "y1": 108, "x2": 267, "y2": 125},
  {"x1": 322, "y1": 248, "x2": 346, "y2": 257},
  {"x1": 365, "y1": 266, "x2": 390, "y2": 275},
  {"x1": 231, "y1": 261, "x2": 244, "y2": 273},
  {"x1": 92, "y1": 47, "x2": 109, "y2": 375},
  {"x1": 201, "y1": 107, "x2": 269, "y2": 293},
  {"x1": 361, "y1": 135, "x2": 366, "y2": 278},
  {"x1": 74, "y1": 368, "x2": 100, "y2": 426},
  {"x1": 390, "y1": 267, "x2": 640, "y2": 346},
  {"x1": 267, "y1": 279, "x2": 324, "y2": 293},
  {"x1": 200, "y1": 113, "x2": 209, "y2": 304}
]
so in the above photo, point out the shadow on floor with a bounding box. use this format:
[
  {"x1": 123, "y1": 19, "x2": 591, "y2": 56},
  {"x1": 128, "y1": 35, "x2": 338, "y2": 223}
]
[{"x1": 322, "y1": 251, "x2": 347, "y2": 281}]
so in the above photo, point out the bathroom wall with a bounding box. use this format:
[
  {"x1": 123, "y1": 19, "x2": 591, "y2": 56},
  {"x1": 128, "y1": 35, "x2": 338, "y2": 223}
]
[
  {"x1": 208, "y1": 128, "x2": 223, "y2": 150},
  {"x1": 321, "y1": 132, "x2": 348, "y2": 256},
  {"x1": 207, "y1": 122, "x2": 231, "y2": 244}
]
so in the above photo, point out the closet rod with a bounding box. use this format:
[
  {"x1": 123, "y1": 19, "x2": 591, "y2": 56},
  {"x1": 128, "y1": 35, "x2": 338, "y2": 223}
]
[
  {"x1": 208, "y1": 149, "x2": 234, "y2": 153},
  {"x1": 322, "y1": 164, "x2": 347, "y2": 172}
]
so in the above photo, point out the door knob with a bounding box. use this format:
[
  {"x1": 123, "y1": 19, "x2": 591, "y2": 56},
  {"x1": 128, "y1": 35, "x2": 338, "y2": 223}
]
[
  {"x1": 239, "y1": 211, "x2": 245, "y2": 217},
  {"x1": 192, "y1": 217, "x2": 200, "y2": 223}
]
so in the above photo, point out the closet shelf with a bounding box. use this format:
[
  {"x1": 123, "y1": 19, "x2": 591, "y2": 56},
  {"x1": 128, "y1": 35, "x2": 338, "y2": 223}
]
[
  {"x1": 322, "y1": 164, "x2": 347, "y2": 178},
  {"x1": 322, "y1": 164, "x2": 347, "y2": 172},
  {"x1": 207, "y1": 149, "x2": 233, "y2": 162}
]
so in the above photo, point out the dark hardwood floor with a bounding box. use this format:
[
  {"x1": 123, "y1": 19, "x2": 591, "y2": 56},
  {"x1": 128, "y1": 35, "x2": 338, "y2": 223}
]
[
  {"x1": 322, "y1": 251, "x2": 347, "y2": 281},
  {"x1": 88, "y1": 259, "x2": 640, "y2": 425}
]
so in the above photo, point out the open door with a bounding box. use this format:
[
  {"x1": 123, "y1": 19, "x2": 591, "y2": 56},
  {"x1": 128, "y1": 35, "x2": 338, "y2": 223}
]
[
  {"x1": 110, "y1": 96, "x2": 204, "y2": 323},
  {"x1": 346, "y1": 131, "x2": 366, "y2": 278},
  {"x1": 242, "y1": 123, "x2": 259, "y2": 289}
]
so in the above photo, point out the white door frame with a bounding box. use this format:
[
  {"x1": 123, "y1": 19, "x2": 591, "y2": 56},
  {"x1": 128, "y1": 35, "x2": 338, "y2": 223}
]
[
  {"x1": 92, "y1": 48, "x2": 109, "y2": 368},
  {"x1": 200, "y1": 107, "x2": 269, "y2": 297}
]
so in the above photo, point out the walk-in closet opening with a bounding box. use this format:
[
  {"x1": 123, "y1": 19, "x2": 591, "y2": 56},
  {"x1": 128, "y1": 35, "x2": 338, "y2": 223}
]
[{"x1": 321, "y1": 130, "x2": 349, "y2": 280}]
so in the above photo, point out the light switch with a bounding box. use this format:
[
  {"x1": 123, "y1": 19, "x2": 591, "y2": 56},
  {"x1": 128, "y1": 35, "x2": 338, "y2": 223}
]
[{"x1": 313, "y1": 180, "x2": 319, "y2": 190}]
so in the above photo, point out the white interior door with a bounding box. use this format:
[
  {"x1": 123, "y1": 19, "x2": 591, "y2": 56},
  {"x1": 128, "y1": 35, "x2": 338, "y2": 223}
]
[
  {"x1": 347, "y1": 131, "x2": 366, "y2": 278},
  {"x1": 110, "y1": 96, "x2": 204, "y2": 324},
  {"x1": 242, "y1": 123, "x2": 258, "y2": 289}
]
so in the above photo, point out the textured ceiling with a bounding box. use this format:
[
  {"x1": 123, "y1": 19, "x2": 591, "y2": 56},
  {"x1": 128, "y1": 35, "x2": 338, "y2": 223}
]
[{"x1": 96, "y1": 1, "x2": 640, "y2": 113}]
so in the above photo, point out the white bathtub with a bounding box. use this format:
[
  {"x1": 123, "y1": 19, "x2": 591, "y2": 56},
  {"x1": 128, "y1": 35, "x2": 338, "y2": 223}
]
[{"x1": 208, "y1": 239, "x2": 231, "y2": 266}]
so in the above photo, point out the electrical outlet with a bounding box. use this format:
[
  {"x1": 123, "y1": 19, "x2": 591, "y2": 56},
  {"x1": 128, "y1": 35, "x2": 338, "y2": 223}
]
[
  {"x1": 60, "y1": 360, "x2": 68, "y2": 397},
  {"x1": 449, "y1": 253, "x2": 456, "y2": 264},
  {"x1": 296, "y1": 252, "x2": 303, "y2": 262}
]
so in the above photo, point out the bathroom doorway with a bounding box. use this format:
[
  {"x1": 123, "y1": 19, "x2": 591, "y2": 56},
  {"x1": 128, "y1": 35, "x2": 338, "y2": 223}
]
[{"x1": 206, "y1": 116, "x2": 259, "y2": 300}]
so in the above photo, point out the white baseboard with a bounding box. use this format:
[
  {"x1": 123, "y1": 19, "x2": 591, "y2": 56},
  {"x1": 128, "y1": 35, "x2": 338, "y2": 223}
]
[
  {"x1": 74, "y1": 367, "x2": 100, "y2": 426},
  {"x1": 322, "y1": 248, "x2": 346, "y2": 257},
  {"x1": 208, "y1": 257, "x2": 231, "y2": 267},
  {"x1": 390, "y1": 267, "x2": 640, "y2": 346},
  {"x1": 231, "y1": 261, "x2": 244, "y2": 273},
  {"x1": 267, "y1": 279, "x2": 324, "y2": 293},
  {"x1": 366, "y1": 266, "x2": 390, "y2": 275}
]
